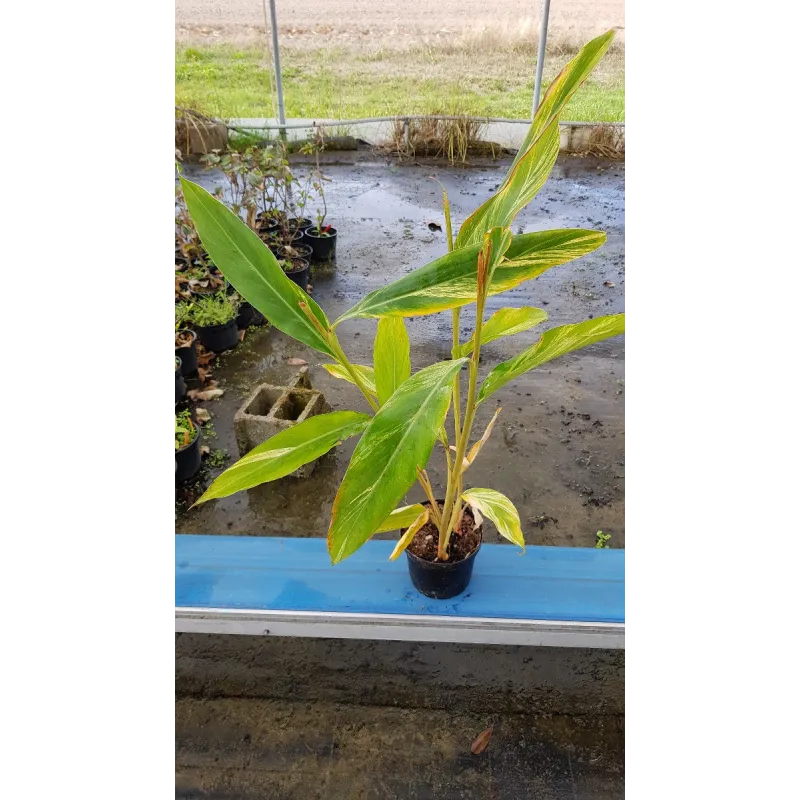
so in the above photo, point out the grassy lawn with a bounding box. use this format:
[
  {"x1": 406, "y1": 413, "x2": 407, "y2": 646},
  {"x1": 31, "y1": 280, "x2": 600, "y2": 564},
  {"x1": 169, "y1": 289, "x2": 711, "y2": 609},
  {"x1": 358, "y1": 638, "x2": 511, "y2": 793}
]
[{"x1": 176, "y1": 44, "x2": 624, "y2": 122}]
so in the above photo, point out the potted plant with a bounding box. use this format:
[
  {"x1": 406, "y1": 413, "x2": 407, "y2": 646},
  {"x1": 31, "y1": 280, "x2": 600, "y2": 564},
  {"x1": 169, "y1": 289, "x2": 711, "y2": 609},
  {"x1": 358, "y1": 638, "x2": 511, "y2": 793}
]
[
  {"x1": 278, "y1": 257, "x2": 311, "y2": 292},
  {"x1": 175, "y1": 356, "x2": 187, "y2": 405},
  {"x1": 175, "y1": 302, "x2": 198, "y2": 375},
  {"x1": 179, "y1": 32, "x2": 623, "y2": 598},
  {"x1": 304, "y1": 147, "x2": 338, "y2": 261},
  {"x1": 189, "y1": 292, "x2": 240, "y2": 352},
  {"x1": 175, "y1": 409, "x2": 202, "y2": 483},
  {"x1": 202, "y1": 149, "x2": 259, "y2": 231}
]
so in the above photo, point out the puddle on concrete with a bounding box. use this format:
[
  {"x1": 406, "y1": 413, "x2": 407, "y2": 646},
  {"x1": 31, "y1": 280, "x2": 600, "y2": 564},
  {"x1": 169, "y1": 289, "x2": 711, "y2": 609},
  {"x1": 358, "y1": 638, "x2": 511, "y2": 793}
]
[{"x1": 176, "y1": 157, "x2": 625, "y2": 549}]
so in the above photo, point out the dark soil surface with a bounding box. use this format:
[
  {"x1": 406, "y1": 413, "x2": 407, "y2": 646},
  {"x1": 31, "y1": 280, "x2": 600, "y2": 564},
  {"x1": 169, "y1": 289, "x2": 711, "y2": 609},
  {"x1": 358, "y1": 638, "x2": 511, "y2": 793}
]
[{"x1": 408, "y1": 503, "x2": 480, "y2": 562}]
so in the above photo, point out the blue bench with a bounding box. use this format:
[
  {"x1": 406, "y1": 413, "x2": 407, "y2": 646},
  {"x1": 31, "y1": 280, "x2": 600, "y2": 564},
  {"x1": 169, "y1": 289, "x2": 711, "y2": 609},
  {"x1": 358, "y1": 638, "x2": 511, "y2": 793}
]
[{"x1": 176, "y1": 535, "x2": 624, "y2": 648}]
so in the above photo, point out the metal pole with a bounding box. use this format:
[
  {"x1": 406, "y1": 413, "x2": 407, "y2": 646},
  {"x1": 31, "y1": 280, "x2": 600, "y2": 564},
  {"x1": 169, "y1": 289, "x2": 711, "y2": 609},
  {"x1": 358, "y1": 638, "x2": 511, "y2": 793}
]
[
  {"x1": 267, "y1": 0, "x2": 286, "y2": 138},
  {"x1": 532, "y1": 0, "x2": 551, "y2": 116}
]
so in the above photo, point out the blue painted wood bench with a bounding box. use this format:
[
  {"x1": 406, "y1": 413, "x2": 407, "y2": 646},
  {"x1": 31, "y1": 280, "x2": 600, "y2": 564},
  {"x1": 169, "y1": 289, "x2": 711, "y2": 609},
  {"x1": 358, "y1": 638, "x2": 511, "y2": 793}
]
[{"x1": 176, "y1": 535, "x2": 624, "y2": 648}]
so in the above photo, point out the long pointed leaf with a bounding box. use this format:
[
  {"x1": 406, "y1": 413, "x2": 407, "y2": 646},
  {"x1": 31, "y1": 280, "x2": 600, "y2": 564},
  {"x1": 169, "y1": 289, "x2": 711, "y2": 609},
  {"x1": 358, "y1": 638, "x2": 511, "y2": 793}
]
[
  {"x1": 456, "y1": 120, "x2": 560, "y2": 248},
  {"x1": 461, "y1": 488, "x2": 525, "y2": 551},
  {"x1": 457, "y1": 307, "x2": 548, "y2": 357},
  {"x1": 456, "y1": 30, "x2": 615, "y2": 248},
  {"x1": 322, "y1": 363, "x2": 377, "y2": 397},
  {"x1": 478, "y1": 314, "x2": 625, "y2": 403},
  {"x1": 465, "y1": 407, "x2": 502, "y2": 469},
  {"x1": 374, "y1": 317, "x2": 411, "y2": 406},
  {"x1": 335, "y1": 229, "x2": 604, "y2": 322},
  {"x1": 194, "y1": 411, "x2": 371, "y2": 503},
  {"x1": 328, "y1": 359, "x2": 467, "y2": 563},
  {"x1": 180, "y1": 177, "x2": 334, "y2": 357},
  {"x1": 374, "y1": 503, "x2": 426, "y2": 533},
  {"x1": 514, "y1": 30, "x2": 615, "y2": 167},
  {"x1": 389, "y1": 509, "x2": 430, "y2": 561}
]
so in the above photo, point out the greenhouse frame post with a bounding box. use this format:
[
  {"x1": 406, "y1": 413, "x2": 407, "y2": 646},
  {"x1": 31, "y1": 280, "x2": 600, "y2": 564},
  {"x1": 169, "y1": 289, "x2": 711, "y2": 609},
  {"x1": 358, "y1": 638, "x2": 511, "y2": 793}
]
[
  {"x1": 268, "y1": 0, "x2": 286, "y2": 138},
  {"x1": 532, "y1": 0, "x2": 552, "y2": 115}
]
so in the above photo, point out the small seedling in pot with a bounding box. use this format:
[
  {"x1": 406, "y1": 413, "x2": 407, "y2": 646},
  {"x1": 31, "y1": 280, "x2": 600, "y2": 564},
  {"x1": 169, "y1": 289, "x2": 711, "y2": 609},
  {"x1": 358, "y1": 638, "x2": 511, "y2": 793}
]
[
  {"x1": 175, "y1": 409, "x2": 197, "y2": 450},
  {"x1": 188, "y1": 292, "x2": 238, "y2": 328},
  {"x1": 179, "y1": 32, "x2": 624, "y2": 598}
]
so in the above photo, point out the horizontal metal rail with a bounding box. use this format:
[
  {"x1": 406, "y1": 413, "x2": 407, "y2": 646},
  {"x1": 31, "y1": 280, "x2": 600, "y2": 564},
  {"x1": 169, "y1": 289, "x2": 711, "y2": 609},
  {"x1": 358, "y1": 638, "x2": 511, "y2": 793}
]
[
  {"x1": 226, "y1": 116, "x2": 625, "y2": 131},
  {"x1": 176, "y1": 608, "x2": 624, "y2": 648}
]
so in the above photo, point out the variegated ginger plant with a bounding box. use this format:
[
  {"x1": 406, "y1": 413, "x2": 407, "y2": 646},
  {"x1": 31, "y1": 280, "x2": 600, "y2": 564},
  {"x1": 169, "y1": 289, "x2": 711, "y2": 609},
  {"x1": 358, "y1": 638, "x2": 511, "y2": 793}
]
[{"x1": 180, "y1": 30, "x2": 625, "y2": 564}]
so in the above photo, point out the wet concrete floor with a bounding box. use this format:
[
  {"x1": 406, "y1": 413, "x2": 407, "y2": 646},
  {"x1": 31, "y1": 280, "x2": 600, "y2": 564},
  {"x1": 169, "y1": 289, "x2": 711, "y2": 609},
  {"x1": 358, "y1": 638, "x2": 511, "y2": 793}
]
[{"x1": 176, "y1": 156, "x2": 625, "y2": 549}]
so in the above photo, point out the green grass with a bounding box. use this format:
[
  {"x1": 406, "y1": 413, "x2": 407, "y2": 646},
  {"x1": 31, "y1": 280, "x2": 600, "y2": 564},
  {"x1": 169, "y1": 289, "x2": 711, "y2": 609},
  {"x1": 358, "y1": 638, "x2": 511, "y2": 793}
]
[{"x1": 176, "y1": 44, "x2": 624, "y2": 123}]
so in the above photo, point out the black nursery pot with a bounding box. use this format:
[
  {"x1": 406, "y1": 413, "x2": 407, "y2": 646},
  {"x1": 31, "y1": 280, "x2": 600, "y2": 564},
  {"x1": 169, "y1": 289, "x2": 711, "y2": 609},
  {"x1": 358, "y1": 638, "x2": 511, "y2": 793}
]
[
  {"x1": 405, "y1": 501, "x2": 483, "y2": 600},
  {"x1": 175, "y1": 329, "x2": 198, "y2": 376},
  {"x1": 175, "y1": 429, "x2": 202, "y2": 483},
  {"x1": 289, "y1": 217, "x2": 313, "y2": 234},
  {"x1": 276, "y1": 243, "x2": 313, "y2": 260},
  {"x1": 305, "y1": 227, "x2": 338, "y2": 261},
  {"x1": 268, "y1": 230, "x2": 304, "y2": 254},
  {"x1": 196, "y1": 318, "x2": 239, "y2": 352},
  {"x1": 283, "y1": 259, "x2": 311, "y2": 292},
  {"x1": 175, "y1": 358, "x2": 187, "y2": 405},
  {"x1": 236, "y1": 301, "x2": 266, "y2": 328}
]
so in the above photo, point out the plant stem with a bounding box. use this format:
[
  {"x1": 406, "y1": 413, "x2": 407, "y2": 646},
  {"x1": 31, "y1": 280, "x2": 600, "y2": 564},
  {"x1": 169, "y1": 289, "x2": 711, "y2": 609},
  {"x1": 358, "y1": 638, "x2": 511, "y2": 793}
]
[
  {"x1": 438, "y1": 284, "x2": 487, "y2": 557},
  {"x1": 329, "y1": 337, "x2": 380, "y2": 413}
]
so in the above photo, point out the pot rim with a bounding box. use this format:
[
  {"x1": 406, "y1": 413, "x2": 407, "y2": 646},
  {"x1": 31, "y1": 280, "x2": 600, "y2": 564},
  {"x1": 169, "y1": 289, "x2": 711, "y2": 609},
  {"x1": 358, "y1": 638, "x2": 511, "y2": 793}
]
[
  {"x1": 196, "y1": 318, "x2": 237, "y2": 332},
  {"x1": 175, "y1": 328, "x2": 197, "y2": 347},
  {"x1": 403, "y1": 498, "x2": 483, "y2": 567},
  {"x1": 305, "y1": 226, "x2": 338, "y2": 239},
  {"x1": 282, "y1": 258, "x2": 310, "y2": 275}
]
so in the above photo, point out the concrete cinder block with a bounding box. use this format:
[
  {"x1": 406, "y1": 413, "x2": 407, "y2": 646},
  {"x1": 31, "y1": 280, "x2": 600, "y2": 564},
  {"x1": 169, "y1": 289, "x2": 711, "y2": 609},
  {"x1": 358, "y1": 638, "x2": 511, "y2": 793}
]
[{"x1": 233, "y1": 368, "x2": 330, "y2": 478}]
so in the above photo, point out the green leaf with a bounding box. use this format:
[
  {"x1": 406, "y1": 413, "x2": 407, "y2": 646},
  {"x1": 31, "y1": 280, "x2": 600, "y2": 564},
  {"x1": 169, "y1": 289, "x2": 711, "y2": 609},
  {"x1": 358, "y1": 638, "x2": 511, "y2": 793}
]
[
  {"x1": 455, "y1": 30, "x2": 615, "y2": 249},
  {"x1": 194, "y1": 411, "x2": 370, "y2": 503},
  {"x1": 478, "y1": 314, "x2": 625, "y2": 403},
  {"x1": 388, "y1": 508, "x2": 430, "y2": 561},
  {"x1": 456, "y1": 120, "x2": 560, "y2": 248},
  {"x1": 328, "y1": 359, "x2": 467, "y2": 563},
  {"x1": 461, "y1": 488, "x2": 525, "y2": 551},
  {"x1": 180, "y1": 176, "x2": 335, "y2": 357},
  {"x1": 374, "y1": 503, "x2": 426, "y2": 533},
  {"x1": 514, "y1": 30, "x2": 615, "y2": 169},
  {"x1": 457, "y1": 307, "x2": 549, "y2": 356},
  {"x1": 335, "y1": 229, "x2": 604, "y2": 322},
  {"x1": 322, "y1": 363, "x2": 377, "y2": 397},
  {"x1": 374, "y1": 317, "x2": 411, "y2": 406}
]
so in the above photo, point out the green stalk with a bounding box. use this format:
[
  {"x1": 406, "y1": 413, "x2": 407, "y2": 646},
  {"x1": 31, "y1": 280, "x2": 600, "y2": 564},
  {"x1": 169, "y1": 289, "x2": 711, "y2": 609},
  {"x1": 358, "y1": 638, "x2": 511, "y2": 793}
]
[
  {"x1": 329, "y1": 336, "x2": 380, "y2": 413},
  {"x1": 438, "y1": 279, "x2": 487, "y2": 558}
]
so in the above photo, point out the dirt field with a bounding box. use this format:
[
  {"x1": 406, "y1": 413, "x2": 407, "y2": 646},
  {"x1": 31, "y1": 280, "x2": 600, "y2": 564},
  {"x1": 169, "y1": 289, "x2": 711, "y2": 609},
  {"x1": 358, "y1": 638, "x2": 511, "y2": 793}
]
[{"x1": 175, "y1": 0, "x2": 625, "y2": 49}]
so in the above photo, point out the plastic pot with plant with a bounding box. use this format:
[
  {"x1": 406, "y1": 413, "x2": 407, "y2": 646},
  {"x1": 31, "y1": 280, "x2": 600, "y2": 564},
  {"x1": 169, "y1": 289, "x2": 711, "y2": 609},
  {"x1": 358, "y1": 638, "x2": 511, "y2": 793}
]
[
  {"x1": 175, "y1": 357, "x2": 187, "y2": 405},
  {"x1": 189, "y1": 292, "x2": 240, "y2": 352},
  {"x1": 175, "y1": 302, "x2": 198, "y2": 375},
  {"x1": 179, "y1": 32, "x2": 624, "y2": 598},
  {"x1": 175, "y1": 409, "x2": 202, "y2": 483},
  {"x1": 278, "y1": 257, "x2": 311, "y2": 292},
  {"x1": 304, "y1": 144, "x2": 338, "y2": 262}
]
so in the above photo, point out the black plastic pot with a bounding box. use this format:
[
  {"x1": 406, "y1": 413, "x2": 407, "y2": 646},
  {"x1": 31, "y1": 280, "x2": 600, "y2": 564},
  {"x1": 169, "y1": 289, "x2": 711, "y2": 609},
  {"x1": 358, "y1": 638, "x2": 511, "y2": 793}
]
[
  {"x1": 175, "y1": 329, "x2": 198, "y2": 376},
  {"x1": 268, "y1": 230, "x2": 304, "y2": 254},
  {"x1": 236, "y1": 301, "x2": 266, "y2": 328},
  {"x1": 175, "y1": 429, "x2": 202, "y2": 483},
  {"x1": 404, "y1": 501, "x2": 483, "y2": 599},
  {"x1": 289, "y1": 217, "x2": 313, "y2": 234},
  {"x1": 175, "y1": 358, "x2": 187, "y2": 405},
  {"x1": 196, "y1": 318, "x2": 239, "y2": 352},
  {"x1": 305, "y1": 227, "x2": 338, "y2": 261},
  {"x1": 276, "y1": 243, "x2": 313, "y2": 260},
  {"x1": 283, "y1": 259, "x2": 311, "y2": 292}
]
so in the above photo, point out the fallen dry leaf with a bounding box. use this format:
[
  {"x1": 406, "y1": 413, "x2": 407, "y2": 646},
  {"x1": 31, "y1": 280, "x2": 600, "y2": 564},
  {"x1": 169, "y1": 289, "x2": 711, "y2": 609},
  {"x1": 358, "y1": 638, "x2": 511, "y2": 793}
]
[
  {"x1": 427, "y1": 220, "x2": 443, "y2": 231},
  {"x1": 603, "y1": 280, "x2": 615, "y2": 287},
  {"x1": 194, "y1": 408, "x2": 212, "y2": 424},
  {"x1": 188, "y1": 388, "x2": 225, "y2": 401},
  {"x1": 199, "y1": 445, "x2": 210, "y2": 456},
  {"x1": 238, "y1": 329, "x2": 246, "y2": 342},
  {"x1": 197, "y1": 367, "x2": 212, "y2": 383},
  {"x1": 197, "y1": 349, "x2": 217, "y2": 367},
  {"x1": 471, "y1": 726, "x2": 493, "y2": 755},
  {"x1": 287, "y1": 358, "x2": 308, "y2": 366}
]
